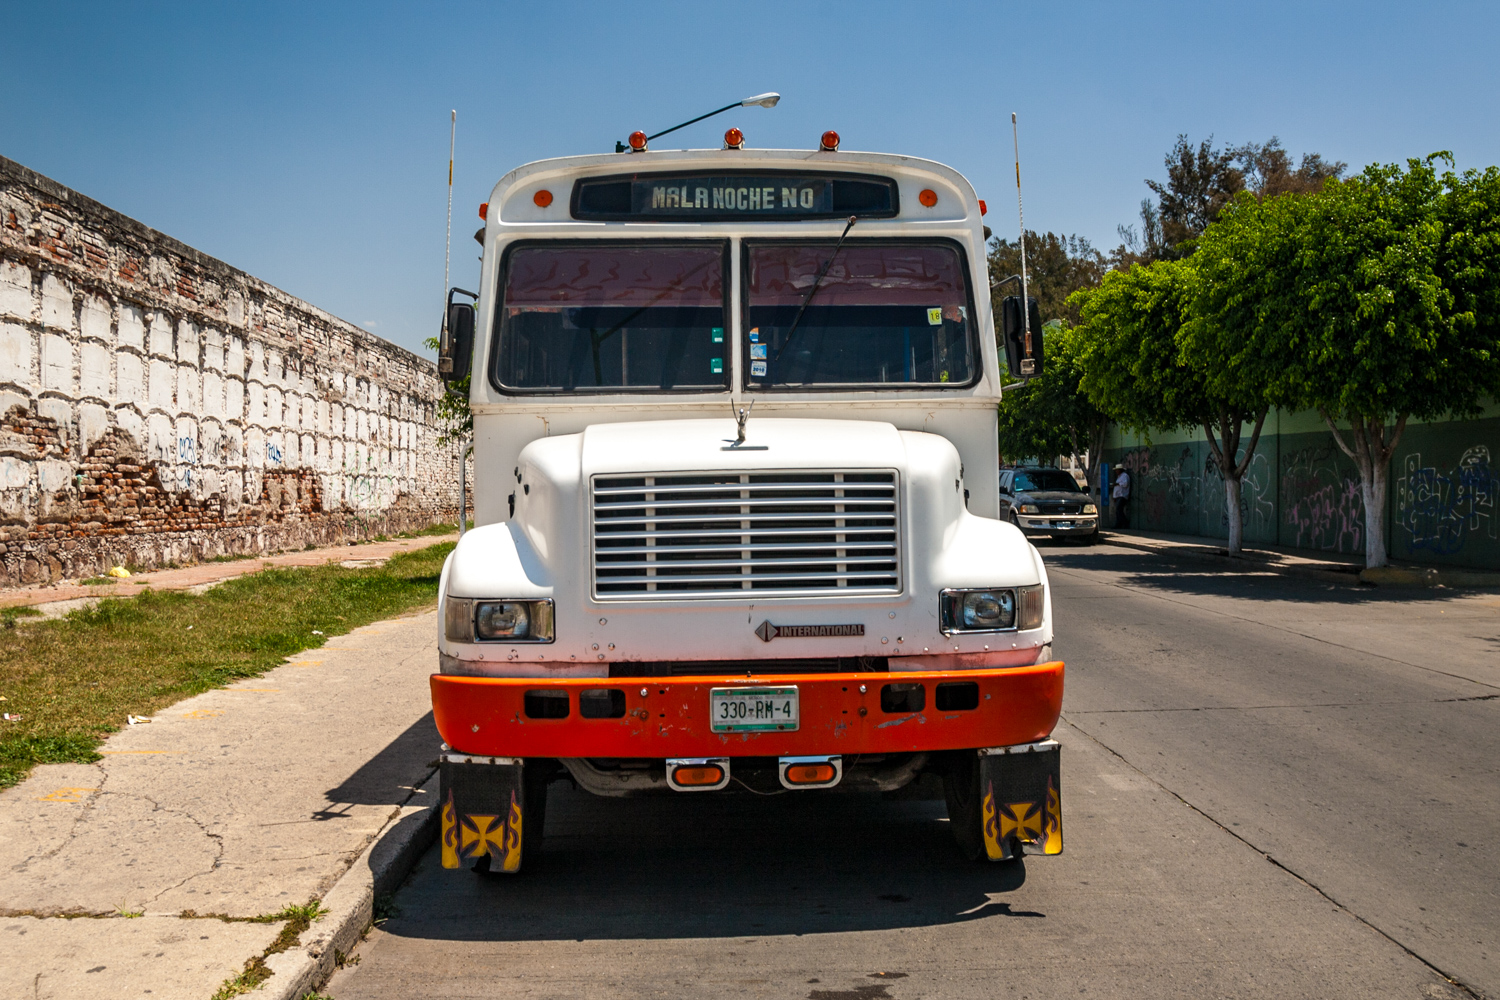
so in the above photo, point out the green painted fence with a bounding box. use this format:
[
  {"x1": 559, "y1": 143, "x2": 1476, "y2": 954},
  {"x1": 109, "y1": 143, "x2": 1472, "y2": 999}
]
[{"x1": 1101, "y1": 411, "x2": 1499, "y2": 570}]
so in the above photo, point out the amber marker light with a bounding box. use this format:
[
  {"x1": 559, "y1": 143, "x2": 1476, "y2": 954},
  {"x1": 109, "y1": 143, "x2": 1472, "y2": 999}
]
[
  {"x1": 819, "y1": 130, "x2": 840, "y2": 152},
  {"x1": 627, "y1": 130, "x2": 648, "y2": 151},
  {"x1": 919, "y1": 188, "x2": 939, "y2": 207},
  {"x1": 672, "y1": 764, "x2": 725, "y2": 786},
  {"x1": 533, "y1": 189, "x2": 553, "y2": 208},
  {"x1": 723, "y1": 127, "x2": 744, "y2": 149},
  {"x1": 979, "y1": 199, "x2": 988, "y2": 215},
  {"x1": 478, "y1": 202, "x2": 488, "y2": 220},
  {"x1": 785, "y1": 763, "x2": 837, "y2": 784}
]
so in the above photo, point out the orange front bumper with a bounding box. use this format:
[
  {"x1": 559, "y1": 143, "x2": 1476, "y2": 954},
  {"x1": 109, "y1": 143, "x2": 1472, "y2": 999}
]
[{"x1": 430, "y1": 661, "x2": 1064, "y2": 758}]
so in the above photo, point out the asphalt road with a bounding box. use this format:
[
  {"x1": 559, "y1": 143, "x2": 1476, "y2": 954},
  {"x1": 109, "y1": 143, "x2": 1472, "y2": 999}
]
[{"x1": 328, "y1": 545, "x2": 1499, "y2": 1000}]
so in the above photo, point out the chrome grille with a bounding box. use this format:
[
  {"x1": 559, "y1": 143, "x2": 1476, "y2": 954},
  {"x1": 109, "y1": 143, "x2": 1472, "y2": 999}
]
[
  {"x1": 592, "y1": 471, "x2": 900, "y2": 598},
  {"x1": 1038, "y1": 502, "x2": 1083, "y2": 515}
]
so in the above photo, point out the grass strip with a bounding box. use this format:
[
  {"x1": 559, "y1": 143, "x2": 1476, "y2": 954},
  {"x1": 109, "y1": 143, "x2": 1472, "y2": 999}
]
[{"x1": 0, "y1": 542, "x2": 453, "y2": 788}]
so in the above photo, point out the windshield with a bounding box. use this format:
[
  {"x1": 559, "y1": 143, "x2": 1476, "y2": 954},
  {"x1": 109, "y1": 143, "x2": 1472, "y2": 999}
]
[
  {"x1": 493, "y1": 243, "x2": 728, "y2": 392},
  {"x1": 743, "y1": 241, "x2": 975, "y2": 389},
  {"x1": 1013, "y1": 471, "x2": 1082, "y2": 493}
]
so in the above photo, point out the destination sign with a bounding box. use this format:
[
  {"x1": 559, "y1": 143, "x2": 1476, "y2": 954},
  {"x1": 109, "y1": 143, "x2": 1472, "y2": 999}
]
[
  {"x1": 633, "y1": 177, "x2": 830, "y2": 216},
  {"x1": 571, "y1": 172, "x2": 899, "y2": 221}
]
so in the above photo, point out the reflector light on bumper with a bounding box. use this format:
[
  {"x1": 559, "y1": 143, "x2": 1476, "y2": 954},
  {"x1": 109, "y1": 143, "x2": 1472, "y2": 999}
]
[
  {"x1": 667, "y1": 758, "x2": 730, "y2": 791},
  {"x1": 779, "y1": 755, "x2": 842, "y2": 789}
]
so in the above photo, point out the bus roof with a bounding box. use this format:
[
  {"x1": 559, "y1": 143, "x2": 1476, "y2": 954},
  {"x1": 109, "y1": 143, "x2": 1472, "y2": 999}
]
[{"x1": 487, "y1": 148, "x2": 985, "y2": 229}]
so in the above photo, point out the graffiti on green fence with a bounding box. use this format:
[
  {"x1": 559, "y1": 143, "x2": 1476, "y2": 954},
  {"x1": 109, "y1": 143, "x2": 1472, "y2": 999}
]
[
  {"x1": 1282, "y1": 442, "x2": 1363, "y2": 553},
  {"x1": 1398, "y1": 446, "x2": 1497, "y2": 555}
]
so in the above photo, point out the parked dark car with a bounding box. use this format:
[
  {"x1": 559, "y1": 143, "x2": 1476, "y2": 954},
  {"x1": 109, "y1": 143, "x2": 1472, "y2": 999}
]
[{"x1": 998, "y1": 467, "x2": 1099, "y2": 543}]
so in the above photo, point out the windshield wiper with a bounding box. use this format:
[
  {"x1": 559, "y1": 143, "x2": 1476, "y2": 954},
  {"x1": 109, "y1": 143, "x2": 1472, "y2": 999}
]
[{"x1": 772, "y1": 216, "x2": 856, "y2": 362}]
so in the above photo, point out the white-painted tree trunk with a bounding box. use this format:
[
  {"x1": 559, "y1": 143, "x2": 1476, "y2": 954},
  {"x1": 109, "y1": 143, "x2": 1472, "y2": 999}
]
[
  {"x1": 1224, "y1": 476, "x2": 1243, "y2": 555},
  {"x1": 1323, "y1": 411, "x2": 1405, "y2": 569},
  {"x1": 1362, "y1": 456, "x2": 1389, "y2": 568}
]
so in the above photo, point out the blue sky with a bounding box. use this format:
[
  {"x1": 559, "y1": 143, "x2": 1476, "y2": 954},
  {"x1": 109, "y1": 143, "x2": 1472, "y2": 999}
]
[{"x1": 4, "y1": 1, "x2": 1497, "y2": 356}]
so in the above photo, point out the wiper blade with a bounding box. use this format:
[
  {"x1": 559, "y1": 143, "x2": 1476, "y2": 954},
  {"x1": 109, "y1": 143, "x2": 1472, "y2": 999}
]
[{"x1": 772, "y1": 216, "x2": 857, "y2": 362}]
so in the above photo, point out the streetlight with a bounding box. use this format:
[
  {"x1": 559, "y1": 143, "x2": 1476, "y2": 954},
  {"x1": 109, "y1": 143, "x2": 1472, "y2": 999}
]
[{"x1": 616, "y1": 92, "x2": 781, "y2": 152}]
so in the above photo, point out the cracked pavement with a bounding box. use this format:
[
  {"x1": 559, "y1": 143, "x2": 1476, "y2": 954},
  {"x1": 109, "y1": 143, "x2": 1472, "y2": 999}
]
[{"x1": 0, "y1": 609, "x2": 442, "y2": 999}]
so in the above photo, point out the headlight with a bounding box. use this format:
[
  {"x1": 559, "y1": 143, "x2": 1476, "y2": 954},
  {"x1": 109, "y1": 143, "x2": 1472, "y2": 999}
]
[
  {"x1": 963, "y1": 590, "x2": 1014, "y2": 628},
  {"x1": 1083, "y1": 503, "x2": 1098, "y2": 515},
  {"x1": 444, "y1": 598, "x2": 554, "y2": 642},
  {"x1": 1018, "y1": 503, "x2": 1041, "y2": 514},
  {"x1": 940, "y1": 586, "x2": 1045, "y2": 634}
]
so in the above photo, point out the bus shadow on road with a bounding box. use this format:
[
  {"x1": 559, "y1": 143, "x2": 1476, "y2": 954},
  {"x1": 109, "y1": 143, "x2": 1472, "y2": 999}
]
[
  {"x1": 381, "y1": 784, "x2": 1040, "y2": 941},
  {"x1": 317, "y1": 712, "x2": 440, "y2": 820}
]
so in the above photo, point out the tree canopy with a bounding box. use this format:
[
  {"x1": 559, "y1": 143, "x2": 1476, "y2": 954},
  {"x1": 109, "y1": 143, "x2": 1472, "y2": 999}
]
[
  {"x1": 996, "y1": 320, "x2": 1109, "y2": 494},
  {"x1": 987, "y1": 231, "x2": 1105, "y2": 327}
]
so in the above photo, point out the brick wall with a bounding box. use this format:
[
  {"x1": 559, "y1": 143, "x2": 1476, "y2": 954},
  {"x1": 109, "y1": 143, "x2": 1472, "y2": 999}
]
[{"x1": 0, "y1": 154, "x2": 466, "y2": 586}]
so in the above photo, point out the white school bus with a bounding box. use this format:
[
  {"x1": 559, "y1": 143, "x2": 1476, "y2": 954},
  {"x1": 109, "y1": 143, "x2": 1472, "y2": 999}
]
[{"x1": 432, "y1": 130, "x2": 1061, "y2": 874}]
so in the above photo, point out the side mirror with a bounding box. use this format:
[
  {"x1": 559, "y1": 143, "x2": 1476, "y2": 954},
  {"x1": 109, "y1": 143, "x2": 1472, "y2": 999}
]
[
  {"x1": 1000, "y1": 295, "x2": 1045, "y2": 379},
  {"x1": 439, "y1": 288, "x2": 478, "y2": 387}
]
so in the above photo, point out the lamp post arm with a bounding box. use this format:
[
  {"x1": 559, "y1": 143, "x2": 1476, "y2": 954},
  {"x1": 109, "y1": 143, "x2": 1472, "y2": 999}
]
[{"x1": 646, "y1": 101, "x2": 743, "y2": 142}]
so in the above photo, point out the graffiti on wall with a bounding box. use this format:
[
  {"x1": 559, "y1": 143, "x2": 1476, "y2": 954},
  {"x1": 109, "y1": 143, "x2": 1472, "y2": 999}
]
[
  {"x1": 1398, "y1": 446, "x2": 1498, "y2": 554},
  {"x1": 1282, "y1": 443, "x2": 1363, "y2": 553},
  {"x1": 1203, "y1": 449, "x2": 1276, "y2": 540},
  {"x1": 1122, "y1": 444, "x2": 1200, "y2": 533}
]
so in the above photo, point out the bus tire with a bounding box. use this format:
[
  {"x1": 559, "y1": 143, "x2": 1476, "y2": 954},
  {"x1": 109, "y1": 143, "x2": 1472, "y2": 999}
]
[{"x1": 942, "y1": 751, "x2": 987, "y2": 861}]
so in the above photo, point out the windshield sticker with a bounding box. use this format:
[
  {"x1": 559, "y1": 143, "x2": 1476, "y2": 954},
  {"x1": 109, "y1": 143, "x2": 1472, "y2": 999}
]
[
  {"x1": 711, "y1": 358, "x2": 723, "y2": 374},
  {"x1": 749, "y1": 328, "x2": 760, "y2": 342},
  {"x1": 927, "y1": 307, "x2": 943, "y2": 326},
  {"x1": 712, "y1": 326, "x2": 724, "y2": 343},
  {"x1": 750, "y1": 343, "x2": 768, "y2": 360},
  {"x1": 751, "y1": 360, "x2": 768, "y2": 377}
]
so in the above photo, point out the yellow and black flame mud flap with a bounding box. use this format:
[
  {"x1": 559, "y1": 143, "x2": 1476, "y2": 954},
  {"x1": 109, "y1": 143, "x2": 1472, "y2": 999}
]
[
  {"x1": 978, "y1": 739, "x2": 1062, "y2": 860},
  {"x1": 439, "y1": 753, "x2": 525, "y2": 873}
]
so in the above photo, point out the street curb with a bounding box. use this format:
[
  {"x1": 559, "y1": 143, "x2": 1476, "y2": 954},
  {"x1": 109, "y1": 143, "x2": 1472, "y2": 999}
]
[
  {"x1": 262, "y1": 768, "x2": 440, "y2": 1000},
  {"x1": 1356, "y1": 563, "x2": 1500, "y2": 589},
  {"x1": 1099, "y1": 534, "x2": 1366, "y2": 587}
]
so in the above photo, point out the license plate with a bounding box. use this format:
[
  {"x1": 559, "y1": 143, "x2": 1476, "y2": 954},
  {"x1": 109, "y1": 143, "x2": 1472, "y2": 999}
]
[
  {"x1": 1056, "y1": 521, "x2": 1073, "y2": 528},
  {"x1": 710, "y1": 686, "x2": 799, "y2": 733}
]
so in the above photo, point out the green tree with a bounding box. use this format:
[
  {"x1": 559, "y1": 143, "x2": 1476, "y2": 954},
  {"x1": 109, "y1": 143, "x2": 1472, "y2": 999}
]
[
  {"x1": 1235, "y1": 137, "x2": 1346, "y2": 199},
  {"x1": 1259, "y1": 155, "x2": 1500, "y2": 567},
  {"x1": 1072, "y1": 254, "x2": 1275, "y2": 554},
  {"x1": 1112, "y1": 135, "x2": 1245, "y2": 266},
  {"x1": 423, "y1": 335, "x2": 473, "y2": 447},
  {"x1": 987, "y1": 232, "x2": 1105, "y2": 326},
  {"x1": 1112, "y1": 135, "x2": 1344, "y2": 268},
  {"x1": 995, "y1": 320, "x2": 1109, "y2": 496}
]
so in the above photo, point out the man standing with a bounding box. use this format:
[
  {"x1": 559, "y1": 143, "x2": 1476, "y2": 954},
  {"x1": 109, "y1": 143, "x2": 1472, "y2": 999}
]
[{"x1": 1111, "y1": 466, "x2": 1132, "y2": 529}]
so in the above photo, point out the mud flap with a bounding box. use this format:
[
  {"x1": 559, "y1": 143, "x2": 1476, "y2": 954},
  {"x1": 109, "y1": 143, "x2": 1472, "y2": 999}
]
[
  {"x1": 439, "y1": 753, "x2": 525, "y2": 873},
  {"x1": 978, "y1": 740, "x2": 1062, "y2": 860}
]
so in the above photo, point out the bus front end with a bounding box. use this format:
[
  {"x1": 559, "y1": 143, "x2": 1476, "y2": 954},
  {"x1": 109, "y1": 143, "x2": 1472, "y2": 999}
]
[{"x1": 432, "y1": 145, "x2": 1062, "y2": 873}]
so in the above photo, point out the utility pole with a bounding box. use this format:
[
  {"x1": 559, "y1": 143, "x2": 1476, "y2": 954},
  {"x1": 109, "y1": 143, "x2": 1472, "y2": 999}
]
[
  {"x1": 443, "y1": 110, "x2": 468, "y2": 538},
  {"x1": 1011, "y1": 112, "x2": 1032, "y2": 373}
]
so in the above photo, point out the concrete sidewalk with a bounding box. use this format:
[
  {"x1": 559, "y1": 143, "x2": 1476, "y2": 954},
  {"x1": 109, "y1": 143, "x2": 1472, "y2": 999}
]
[
  {"x1": 1094, "y1": 528, "x2": 1500, "y2": 588},
  {"x1": 0, "y1": 608, "x2": 442, "y2": 999},
  {"x1": 0, "y1": 531, "x2": 459, "y2": 614}
]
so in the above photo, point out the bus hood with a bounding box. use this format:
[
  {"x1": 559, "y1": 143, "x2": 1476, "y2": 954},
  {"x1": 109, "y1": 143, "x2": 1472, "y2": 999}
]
[{"x1": 580, "y1": 417, "x2": 905, "y2": 474}]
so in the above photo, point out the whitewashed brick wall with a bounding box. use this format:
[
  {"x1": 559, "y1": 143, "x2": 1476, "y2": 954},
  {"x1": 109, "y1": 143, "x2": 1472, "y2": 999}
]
[{"x1": 0, "y1": 154, "x2": 466, "y2": 585}]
